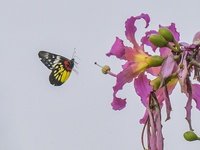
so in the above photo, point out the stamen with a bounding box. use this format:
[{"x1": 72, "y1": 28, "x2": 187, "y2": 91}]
[
  {"x1": 94, "y1": 62, "x2": 102, "y2": 68},
  {"x1": 95, "y1": 62, "x2": 117, "y2": 77}
]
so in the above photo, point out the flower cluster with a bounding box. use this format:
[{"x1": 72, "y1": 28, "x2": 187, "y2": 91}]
[{"x1": 97, "y1": 13, "x2": 200, "y2": 149}]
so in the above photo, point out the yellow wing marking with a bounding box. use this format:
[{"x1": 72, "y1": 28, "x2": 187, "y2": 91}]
[
  {"x1": 53, "y1": 66, "x2": 71, "y2": 83},
  {"x1": 61, "y1": 70, "x2": 70, "y2": 83}
]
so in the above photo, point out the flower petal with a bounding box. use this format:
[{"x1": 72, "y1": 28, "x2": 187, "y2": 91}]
[
  {"x1": 141, "y1": 30, "x2": 158, "y2": 52},
  {"x1": 140, "y1": 108, "x2": 149, "y2": 124},
  {"x1": 148, "y1": 92, "x2": 163, "y2": 150},
  {"x1": 125, "y1": 14, "x2": 150, "y2": 50},
  {"x1": 178, "y1": 51, "x2": 188, "y2": 93},
  {"x1": 114, "y1": 63, "x2": 145, "y2": 92},
  {"x1": 134, "y1": 72, "x2": 152, "y2": 107},
  {"x1": 163, "y1": 86, "x2": 171, "y2": 121},
  {"x1": 112, "y1": 63, "x2": 148, "y2": 110},
  {"x1": 159, "y1": 47, "x2": 172, "y2": 57},
  {"x1": 147, "y1": 66, "x2": 161, "y2": 77},
  {"x1": 159, "y1": 55, "x2": 178, "y2": 87},
  {"x1": 123, "y1": 46, "x2": 148, "y2": 62},
  {"x1": 185, "y1": 78, "x2": 193, "y2": 131},
  {"x1": 111, "y1": 95, "x2": 126, "y2": 110},
  {"x1": 191, "y1": 84, "x2": 200, "y2": 110},
  {"x1": 106, "y1": 37, "x2": 125, "y2": 59},
  {"x1": 193, "y1": 31, "x2": 200, "y2": 45}
]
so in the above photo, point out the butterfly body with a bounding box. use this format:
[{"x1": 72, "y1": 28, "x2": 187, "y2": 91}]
[{"x1": 38, "y1": 51, "x2": 74, "y2": 86}]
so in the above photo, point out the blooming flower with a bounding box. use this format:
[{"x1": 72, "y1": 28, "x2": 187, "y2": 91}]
[
  {"x1": 98, "y1": 13, "x2": 200, "y2": 149},
  {"x1": 106, "y1": 14, "x2": 163, "y2": 110}
]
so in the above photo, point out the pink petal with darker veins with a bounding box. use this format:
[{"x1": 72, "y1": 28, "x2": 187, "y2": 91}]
[
  {"x1": 111, "y1": 64, "x2": 141, "y2": 110},
  {"x1": 140, "y1": 108, "x2": 149, "y2": 124},
  {"x1": 125, "y1": 14, "x2": 150, "y2": 51},
  {"x1": 191, "y1": 84, "x2": 200, "y2": 110},
  {"x1": 178, "y1": 51, "x2": 188, "y2": 93},
  {"x1": 111, "y1": 95, "x2": 126, "y2": 110},
  {"x1": 123, "y1": 46, "x2": 147, "y2": 62},
  {"x1": 134, "y1": 72, "x2": 152, "y2": 107},
  {"x1": 106, "y1": 37, "x2": 125, "y2": 59},
  {"x1": 185, "y1": 78, "x2": 193, "y2": 131},
  {"x1": 146, "y1": 66, "x2": 161, "y2": 77},
  {"x1": 113, "y1": 64, "x2": 140, "y2": 93},
  {"x1": 159, "y1": 55, "x2": 178, "y2": 87},
  {"x1": 122, "y1": 61, "x2": 132, "y2": 70},
  {"x1": 163, "y1": 86, "x2": 171, "y2": 121},
  {"x1": 159, "y1": 47, "x2": 172, "y2": 57},
  {"x1": 141, "y1": 30, "x2": 158, "y2": 52}
]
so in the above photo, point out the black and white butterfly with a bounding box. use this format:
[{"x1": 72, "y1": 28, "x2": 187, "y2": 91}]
[{"x1": 38, "y1": 51, "x2": 75, "y2": 86}]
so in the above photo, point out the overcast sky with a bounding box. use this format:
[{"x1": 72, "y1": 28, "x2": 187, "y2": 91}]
[{"x1": 0, "y1": 0, "x2": 200, "y2": 149}]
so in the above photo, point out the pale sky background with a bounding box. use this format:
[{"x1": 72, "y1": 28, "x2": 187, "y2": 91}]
[{"x1": 0, "y1": 0, "x2": 200, "y2": 149}]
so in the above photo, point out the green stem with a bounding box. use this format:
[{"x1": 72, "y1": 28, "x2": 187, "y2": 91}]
[
  {"x1": 166, "y1": 43, "x2": 179, "y2": 53},
  {"x1": 173, "y1": 54, "x2": 181, "y2": 60},
  {"x1": 173, "y1": 40, "x2": 181, "y2": 51}
]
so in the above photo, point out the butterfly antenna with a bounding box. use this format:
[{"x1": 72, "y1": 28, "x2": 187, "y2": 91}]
[
  {"x1": 72, "y1": 48, "x2": 76, "y2": 58},
  {"x1": 71, "y1": 48, "x2": 80, "y2": 67},
  {"x1": 73, "y1": 69, "x2": 79, "y2": 75}
]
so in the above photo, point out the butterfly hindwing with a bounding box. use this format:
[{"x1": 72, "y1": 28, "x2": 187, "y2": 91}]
[
  {"x1": 38, "y1": 51, "x2": 75, "y2": 86},
  {"x1": 49, "y1": 60, "x2": 74, "y2": 86}
]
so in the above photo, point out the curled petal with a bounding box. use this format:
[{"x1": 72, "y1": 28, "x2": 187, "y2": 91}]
[
  {"x1": 111, "y1": 95, "x2": 126, "y2": 110},
  {"x1": 112, "y1": 63, "x2": 148, "y2": 110},
  {"x1": 125, "y1": 13, "x2": 150, "y2": 50},
  {"x1": 191, "y1": 84, "x2": 200, "y2": 110},
  {"x1": 106, "y1": 37, "x2": 125, "y2": 59},
  {"x1": 159, "y1": 23, "x2": 180, "y2": 42},
  {"x1": 141, "y1": 30, "x2": 158, "y2": 52},
  {"x1": 114, "y1": 63, "x2": 147, "y2": 93},
  {"x1": 140, "y1": 108, "x2": 149, "y2": 124},
  {"x1": 163, "y1": 86, "x2": 171, "y2": 121},
  {"x1": 185, "y1": 78, "x2": 193, "y2": 131},
  {"x1": 134, "y1": 72, "x2": 152, "y2": 107}
]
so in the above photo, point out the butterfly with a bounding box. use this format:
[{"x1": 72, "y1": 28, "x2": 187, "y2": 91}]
[{"x1": 38, "y1": 51, "x2": 75, "y2": 86}]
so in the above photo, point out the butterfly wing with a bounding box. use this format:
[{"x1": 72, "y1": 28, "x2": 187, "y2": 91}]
[
  {"x1": 38, "y1": 51, "x2": 69, "y2": 70},
  {"x1": 49, "y1": 59, "x2": 75, "y2": 86},
  {"x1": 38, "y1": 51, "x2": 74, "y2": 86}
]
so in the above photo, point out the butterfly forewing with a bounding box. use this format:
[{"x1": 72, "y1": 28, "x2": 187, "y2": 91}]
[
  {"x1": 38, "y1": 51, "x2": 75, "y2": 86},
  {"x1": 38, "y1": 51, "x2": 69, "y2": 70}
]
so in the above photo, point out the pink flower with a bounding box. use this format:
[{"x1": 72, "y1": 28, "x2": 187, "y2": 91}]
[
  {"x1": 106, "y1": 14, "x2": 163, "y2": 110},
  {"x1": 101, "y1": 13, "x2": 200, "y2": 149}
]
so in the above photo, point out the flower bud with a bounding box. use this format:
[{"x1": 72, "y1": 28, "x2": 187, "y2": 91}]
[
  {"x1": 148, "y1": 34, "x2": 168, "y2": 47},
  {"x1": 149, "y1": 73, "x2": 178, "y2": 91},
  {"x1": 146, "y1": 56, "x2": 164, "y2": 67},
  {"x1": 183, "y1": 131, "x2": 199, "y2": 141},
  {"x1": 149, "y1": 77, "x2": 161, "y2": 91},
  {"x1": 159, "y1": 28, "x2": 174, "y2": 42},
  {"x1": 102, "y1": 65, "x2": 111, "y2": 74},
  {"x1": 159, "y1": 28, "x2": 180, "y2": 51}
]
